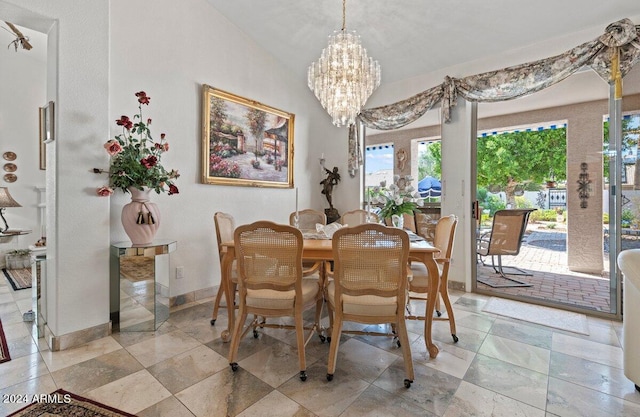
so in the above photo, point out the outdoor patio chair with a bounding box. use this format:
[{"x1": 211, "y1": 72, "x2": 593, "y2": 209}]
[{"x1": 476, "y1": 208, "x2": 536, "y2": 287}]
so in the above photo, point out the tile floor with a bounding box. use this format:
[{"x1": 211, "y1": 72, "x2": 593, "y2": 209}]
[{"x1": 1, "y1": 277, "x2": 640, "y2": 416}]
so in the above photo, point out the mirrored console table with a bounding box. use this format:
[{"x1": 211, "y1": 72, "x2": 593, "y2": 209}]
[{"x1": 110, "y1": 240, "x2": 176, "y2": 332}]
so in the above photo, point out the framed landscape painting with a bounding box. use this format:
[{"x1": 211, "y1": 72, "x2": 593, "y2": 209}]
[{"x1": 201, "y1": 85, "x2": 294, "y2": 188}]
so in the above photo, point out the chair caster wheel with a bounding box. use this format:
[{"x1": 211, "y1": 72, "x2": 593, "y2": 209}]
[
  {"x1": 253, "y1": 330, "x2": 259, "y2": 339},
  {"x1": 327, "y1": 336, "x2": 331, "y2": 343},
  {"x1": 396, "y1": 340, "x2": 401, "y2": 348},
  {"x1": 326, "y1": 373, "x2": 333, "y2": 381},
  {"x1": 436, "y1": 310, "x2": 442, "y2": 317},
  {"x1": 404, "y1": 379, "x2": 412, "y2": 388},
  {"x1": 299, "y1": 371, "x2": 307, "y2": 381},
  {"x1": 210, "y1": 319, "x2": 216, "y2": 326},
  {"x1": 452, "y1": 334, "x2": 459, "y2": 343},
  {"x1": 230, "y1": 362, "x2": 238, "y2": 372},
  {"x1": 636, "y1": 384, "x2": 640, "y2": 392},
  {"x1": 319, "y1": 335, "x2": 326, "y2": 343}
]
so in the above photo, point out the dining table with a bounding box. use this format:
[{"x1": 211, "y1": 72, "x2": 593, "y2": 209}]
[{"x1": 218, "y1": 234, "x2": 442, "y2": 358}]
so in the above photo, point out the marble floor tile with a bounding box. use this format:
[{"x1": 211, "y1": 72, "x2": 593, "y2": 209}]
[
  {"x1": 0, "y1": 351, "x2": 51, "y2": 390},
  {"x1": 239, "y1": 341, "x2": 321, "y2": 387},
  {"x1": 138, "y1": 395, "x2": 197, "y2": 417},
  {"x1": 549, "y1": 351, "x2": 640, "y2": 403},
  {"x1": 489, "y1": 318, "x2": 553, "y2": 350},
  {"x1": 40, "y1": 335, "x2": 122, "y2": 372},
  {"x1": 236, "y1": 390, "x2": 315, "y2": 417},
  {"x1": 443, "y1": 380, "x2": 545, "y2": 417},
  {"x1": 340, "y1": 384, "x2": 435, "y2": 417},
  {"x1": 478, "y1": 334, "x2": 550, "y2": 374},
  {"x1": 84, "y1": 369, "x2": 172, "y2": 414},
  {"x1": 0, "y1": 374, "x2": 58, "y2": 416},
  {"x1": 410, "y1": 335, "x2": 476, "y2": 379},
  {"x1": 324, "y1": 337, "x2": 399, "y2": 383},
  {"x1": 374, "y1": 360, "x2": 460, "y2": 416},
  {"x1": 278, "y1": 361, "x2": 369, "y2": 417},
  {"x1": 464, "y1": 354, "x2": 548, "y2": 410},
  {"x1": 552, "y1": 332, "x2": 623, "y2": 369},
  {"x1": 547, "y1": 376, "x2": 640, "y2": 417},
  {"x1": 125, "y1": 329, "x2": 201, "y2": 367},
  {"x1": 147, "y1": 345, "x2": 228, "y2": 393},
  {"x1": 453, "y1": 309, "x2": 495, "y2": 333},
  {"x1": 1, "y1": 284, "x2": 636, "y2": 416},
  {"x1": 176, "y1": 367, "x2": 273, "y2": 417},
  {"x1": 50, "y1": 348, "x2": 144, "y2": 394}
]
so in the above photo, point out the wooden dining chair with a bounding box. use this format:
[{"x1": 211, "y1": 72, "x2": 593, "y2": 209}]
[
  {"x1": 290, "y1": 209, "x2": 326, "y2": 276},
  {"x1": 340, "y1": 209, "x2": 379, "y2": 226},
  {"x1": 289, "y1": 208, "x2": 326, "y2": 231},
  {"x1": 326, "y1": 223, "x2": 414, "y2": 388},
  {"x1": 211, "y1": 212, "x2": 238, "y2": 325},
  {"x1": 228, "y1": 221, "x2": 323, "y2": 381},
  {"x1": 407, "y1": 214, "x2": 459, "y2": 343}
]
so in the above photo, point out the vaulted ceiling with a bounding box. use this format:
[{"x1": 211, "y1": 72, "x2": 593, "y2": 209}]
[{"x1": 207, "y1": 0, "x2": 640, "y2": 126}]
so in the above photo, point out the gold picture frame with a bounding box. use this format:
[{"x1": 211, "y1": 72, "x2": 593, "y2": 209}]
[{"x1": 201, "y1": 85, "x2": 294, "y2": 188}]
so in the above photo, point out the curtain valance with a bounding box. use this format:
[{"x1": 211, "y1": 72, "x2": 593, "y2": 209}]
[{"x1": 358, "y1": 18, "x2": 640, "y2": 130}]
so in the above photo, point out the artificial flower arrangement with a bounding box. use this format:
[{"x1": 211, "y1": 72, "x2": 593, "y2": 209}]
[
  {"x1": 372, "y1": 175, "x2": 424, "y2": 220},
  {"x1": 96, "y1": 91, "x2": 179, "y2": 197}
]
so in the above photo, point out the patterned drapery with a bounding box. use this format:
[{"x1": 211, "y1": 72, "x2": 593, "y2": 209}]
[{"x1": 358, "y1": 18, "x2": 640, "y2": 130}]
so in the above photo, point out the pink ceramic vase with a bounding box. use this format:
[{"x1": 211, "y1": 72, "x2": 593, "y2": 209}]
[{"x1": 121, "y1": 187, "x2": 160, "y2": 246}]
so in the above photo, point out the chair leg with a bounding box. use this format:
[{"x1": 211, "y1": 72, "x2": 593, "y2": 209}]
[
  {"x1": 228, "y1": 308, "x2": 248, "y2": 371},
  {"x1": 294, "y1": 311, "x2": 307, "y2": 381},
  {"x1": 439, "y1": 277, "x2": 458, "y2": 343},
  {"x1": 326, "y1": 315, "x2": 343, "y2": 381},
  {"x1": 395, "y1": 318, "x2": 414, "y2": 387},
  {"x1": 210, "y1": 281, "x2": 226, "y2": 325}
]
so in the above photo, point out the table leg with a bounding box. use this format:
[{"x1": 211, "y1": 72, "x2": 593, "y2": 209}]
[
  {"x1": 220, "y1": 249, "x2": 234, "y2": 342},
  {"x1": 422, "y1": 254, "x2": 440, "y2": 358}
]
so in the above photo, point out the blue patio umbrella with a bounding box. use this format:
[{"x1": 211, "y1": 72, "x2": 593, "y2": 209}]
[{"x1": 418, "y1": 176, "x2": 442, "y2": 198}]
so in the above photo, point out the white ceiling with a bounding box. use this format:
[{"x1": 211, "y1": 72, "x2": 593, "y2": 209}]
[
  {"x1": 207, "y1": 0, "x2": 640, "y2": 128},
  {"x1": 207, "y1": 0, "x2": 640, "y2": 85}
]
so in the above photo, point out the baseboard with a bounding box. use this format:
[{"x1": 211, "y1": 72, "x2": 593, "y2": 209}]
[
  {"x1": 48, "y1": 321, "x2": 111, "y2": 351},
  {"x1": 169, "y1": 285, "x2": 216, "y2": 308}
]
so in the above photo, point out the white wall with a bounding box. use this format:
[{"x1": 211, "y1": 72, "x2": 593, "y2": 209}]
[
  {"x1": 0, "y1": 25, "x2": 46, "y2": 244},
  {"x1": 109, "y1": 0, "x2": 346, "y2": 297}
]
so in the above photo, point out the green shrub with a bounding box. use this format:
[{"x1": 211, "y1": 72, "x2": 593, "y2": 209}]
[
  {"x1": 603, "y1": 212, "x2": 609, "y2": 224},
  {"x1": 530, "y1": 209, "x2": 560, "y2": 222},
  {"x1": 515, "y1": 196, "x2": 533, "y2": 209}
]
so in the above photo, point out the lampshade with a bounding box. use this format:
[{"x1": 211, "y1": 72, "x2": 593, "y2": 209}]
[
  {"x1": 0, "y1": 187, "x2": 21, "y2": 208},
  {"x1": 308, "y1": 0, "x2": 381, "y2": 127}
]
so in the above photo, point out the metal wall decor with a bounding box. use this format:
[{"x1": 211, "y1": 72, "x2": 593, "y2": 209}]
[{"x1": 577, "y1": 162, "x2": 592, "y2": 209}]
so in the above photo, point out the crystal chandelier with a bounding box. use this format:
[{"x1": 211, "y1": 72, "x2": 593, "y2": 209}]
[{"x1": 307, "y1": 0, "x2": 381, "y2": 127}]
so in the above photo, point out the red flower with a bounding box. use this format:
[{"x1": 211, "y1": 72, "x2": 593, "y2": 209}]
[
  {"x1": 135, "y1": 91, "x2": 150, "y2": 105},
  {"x1": 104, "y1": 140, "x2": 123, "y2": 156},
  {"x1": 168, "y1": 184, "x2": 179, "y2": 195},
  {"x1": 116, "y1": 115, "x2": 133, "y2": 130},
  {"x1": 140, "y1": 155, "x2": 158, "y2": 168},
  {"x1": 147, "y1": 118, "x2": 152, "y2": 125},
  {"x1": 160, "y1": 133, "x2": 166, "y2": 140},
  {"x1": 96, "y1": 186, "x2": 114, "y2": 197}
]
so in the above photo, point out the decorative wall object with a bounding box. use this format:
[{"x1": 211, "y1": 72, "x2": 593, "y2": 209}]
[
  {"x1": 39, "y1": 106, "x2": 46, "y2": 169},
  {"x1": 41, "y1": 101, "x2": 55, "y2": 143},
  {"x1": 577, "y1": 162, "x2": 592, "y2": 208},
  {"x1": 2, "y1": 152, "x2": 16, "y2": 161},
  {"x1": 201, "y1": 85, "x2": 294, "y2": 188}
]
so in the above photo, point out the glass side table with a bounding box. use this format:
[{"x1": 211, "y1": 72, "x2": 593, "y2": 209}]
[{"x1": 110, "y1": 240, "x2": 177, "y2": 331}]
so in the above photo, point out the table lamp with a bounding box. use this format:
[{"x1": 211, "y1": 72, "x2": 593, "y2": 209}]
[{"x1": 0, "y1": 187, "x2": 21, "y2": 233}]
